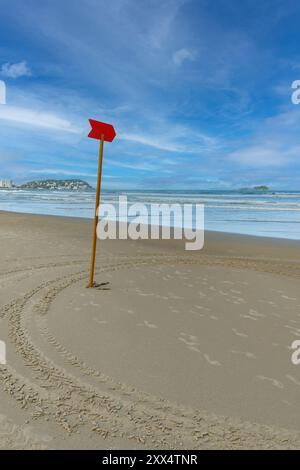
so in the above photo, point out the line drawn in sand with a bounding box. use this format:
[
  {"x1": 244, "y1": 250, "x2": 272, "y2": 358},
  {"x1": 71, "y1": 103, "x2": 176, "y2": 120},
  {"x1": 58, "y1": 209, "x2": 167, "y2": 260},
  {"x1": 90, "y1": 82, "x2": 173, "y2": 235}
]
[{"x1": 0, "y1": 340, "x2": 6, "y2": 365}]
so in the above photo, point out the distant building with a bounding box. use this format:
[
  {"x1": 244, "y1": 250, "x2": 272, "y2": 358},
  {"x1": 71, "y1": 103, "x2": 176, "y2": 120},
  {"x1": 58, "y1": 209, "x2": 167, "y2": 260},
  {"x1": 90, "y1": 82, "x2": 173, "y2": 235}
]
[{"x1": 0, "y1": 180, "x2": 13, "y2": 188}]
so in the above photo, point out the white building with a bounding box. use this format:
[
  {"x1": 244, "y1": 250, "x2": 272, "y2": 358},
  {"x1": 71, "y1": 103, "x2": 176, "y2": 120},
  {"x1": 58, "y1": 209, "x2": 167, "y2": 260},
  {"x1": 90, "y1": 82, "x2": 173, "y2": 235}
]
[{"x1": 0, "y1": 180, "x2": 13, "y2": 188}]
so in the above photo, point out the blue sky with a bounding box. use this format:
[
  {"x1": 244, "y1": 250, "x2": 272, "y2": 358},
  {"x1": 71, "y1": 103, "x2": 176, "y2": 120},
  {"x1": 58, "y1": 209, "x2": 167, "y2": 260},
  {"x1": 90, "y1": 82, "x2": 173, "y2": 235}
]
[{"x1": 0, "y1": 0, "x2": 300, "y2": 189}]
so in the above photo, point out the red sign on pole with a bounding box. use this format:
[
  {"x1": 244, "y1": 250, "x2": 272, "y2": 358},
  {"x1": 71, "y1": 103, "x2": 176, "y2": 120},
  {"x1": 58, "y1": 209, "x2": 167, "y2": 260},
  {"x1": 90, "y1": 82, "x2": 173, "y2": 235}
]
[
  {"x1": 87, "y1": 118, "x2": 116, "y2": 288},
  {"x1": 88, "y1": 119, "x2": 116, "y2": 142}
]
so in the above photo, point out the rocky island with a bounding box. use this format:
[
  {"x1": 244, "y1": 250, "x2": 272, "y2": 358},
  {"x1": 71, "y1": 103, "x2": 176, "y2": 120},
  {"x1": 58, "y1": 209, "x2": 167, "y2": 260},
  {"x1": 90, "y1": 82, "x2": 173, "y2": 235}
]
[
  {"x1": 240, "y1": 185, "x2": 270, "y2": 193},
  {"x1": 20, "y1": 179, "x2": 93, "y2": 191},
  {"x1": 253, "y1": 185, "x2": 270, "y2": 191}
]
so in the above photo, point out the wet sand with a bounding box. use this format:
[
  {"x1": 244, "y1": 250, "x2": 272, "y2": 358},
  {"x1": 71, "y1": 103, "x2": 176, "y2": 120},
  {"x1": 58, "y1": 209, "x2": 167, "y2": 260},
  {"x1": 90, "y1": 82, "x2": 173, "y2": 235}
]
[{"x1": 0, "y1": 211, "x2": 300, "y2": 449}]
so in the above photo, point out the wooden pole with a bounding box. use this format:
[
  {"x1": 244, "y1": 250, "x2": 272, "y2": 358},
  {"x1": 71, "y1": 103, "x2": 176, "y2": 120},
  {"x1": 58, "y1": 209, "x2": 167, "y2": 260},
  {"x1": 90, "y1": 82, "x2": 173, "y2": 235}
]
[{"x1": 89, "y1": 133, "x2": 104, "y2": 288}]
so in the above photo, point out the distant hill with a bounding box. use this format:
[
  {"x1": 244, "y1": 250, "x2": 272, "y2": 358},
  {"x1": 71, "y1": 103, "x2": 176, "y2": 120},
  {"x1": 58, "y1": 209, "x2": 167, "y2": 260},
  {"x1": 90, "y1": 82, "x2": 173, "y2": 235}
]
[
  {"x1": 240, "y1": 185, "x2": 270, "y2": 192},
  {"x1": 20, "y1": 179, "x2": 93, "y2": 191},
  {"x1": 253, "y1": 185, "x2": 269, "y2": 191}
]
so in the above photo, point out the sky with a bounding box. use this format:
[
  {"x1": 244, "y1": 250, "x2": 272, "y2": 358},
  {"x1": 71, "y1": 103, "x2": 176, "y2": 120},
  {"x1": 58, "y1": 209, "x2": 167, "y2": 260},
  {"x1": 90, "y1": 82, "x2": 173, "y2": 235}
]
[{"x1": 0, "y1": 0, "x2": 300, "y2": 190}]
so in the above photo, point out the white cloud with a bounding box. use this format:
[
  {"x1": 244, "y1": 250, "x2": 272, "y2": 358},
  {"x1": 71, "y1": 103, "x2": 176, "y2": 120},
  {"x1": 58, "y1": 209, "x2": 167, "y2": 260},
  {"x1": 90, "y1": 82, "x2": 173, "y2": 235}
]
[
  {"x1": 119, "y1": 129, "x2": 217, "y2": 153},
  {"x1": 0, "y1": 61, "x2": 32, "y2": 79},
  {"x1": 227, "y1": 107, "x2": 300, "y2": 168},
  {"x1": 227, "y1": 145, "x2": 295, "y2": 167},
  {"x1": 0, "y1": 79, "x2": 6, "y2": 104},
  {"x1": 0, "y1": 105, "x2": 81, "y2": 133},
  {"x1": 148, "y1": 1, "x2": 187, "y2": 49},
  {"x1": 172, "y1": 48, "x2": 196, "y2": 66},
  {"x1": 29, "y1": 169, "x2": 96, "y2": 177},
  {"x1": 120, "y1": 132, "x2": 183, "y2": 152},
  {"x1": 108, "y1": 159, "x2": 164, "y2": 172}
]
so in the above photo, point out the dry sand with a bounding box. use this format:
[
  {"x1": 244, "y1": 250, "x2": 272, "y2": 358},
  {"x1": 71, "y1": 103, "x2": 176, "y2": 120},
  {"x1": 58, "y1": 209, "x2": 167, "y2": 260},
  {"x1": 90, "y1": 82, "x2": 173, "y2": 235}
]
[{"x1": 1, "y1": 211, "x2": 300, "y2": 449}]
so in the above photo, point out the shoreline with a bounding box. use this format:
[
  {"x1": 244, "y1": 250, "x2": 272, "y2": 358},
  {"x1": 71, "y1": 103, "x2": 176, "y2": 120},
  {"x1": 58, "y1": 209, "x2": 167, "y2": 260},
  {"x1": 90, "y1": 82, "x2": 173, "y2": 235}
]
[{"x1": 2, "y1": 209, "x2": 300, "y2": 246}]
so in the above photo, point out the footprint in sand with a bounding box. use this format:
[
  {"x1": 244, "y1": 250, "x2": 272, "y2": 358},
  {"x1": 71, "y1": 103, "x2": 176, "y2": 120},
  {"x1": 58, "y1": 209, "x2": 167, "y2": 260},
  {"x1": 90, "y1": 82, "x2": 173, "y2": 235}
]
[
  {"x1": 240, "y1": 314, "x2": 257, "y2": 321},
  {"x1": 179, "y1": 333, "x2": 221, "y2": 366},
  {"x1": 198, "y1": 292, "x2": 207, "y2": 298},
  {"x1": 188, "y1": 346, "x2": 201, "y2": 353},
  {"x1": 232, "y1": 350, "x2": 256, "y2": 359},
  {"x1": 194, "y1": 305, "x2": 211, "y2": 312},
  {"x1": 218, "y1": 290, "x2": 229, "y2": 296},
  {"x1": 168, "y1": 293, "x2": 184, "y2": 300},
  {"x1": 179, "y1": 333, "x2": 198, "y2": 342},
  {"x1": 286, "y1": 375, "x2": 300, "y2": 387},
  {"x1": 233, "y1": 297, "x2": 246, "y2": 304},
  {"x1": 284, "y1": 325, "x2": 300, "y2": 336},
  {"x1": 281, "y1": 295, "x2": 297, "y2": 301},
  {"x1": 138, "y1": 320, "x2": 158, "y2": 329},
  {"x1": 178, "y1": 333, "x2": 199, "y2": 348},
  {"x1": 256, "y1": 375, "x2": 284, "y2": 389},
  {"x1": 93, "y1": 318, "x2": 108, "y2": 325},
  {"x1": 169, "y1": 307, "x2": 180, "y2": 313},
  {"x1": 203, "y1": 353, "x2": 221, "y2": 367},
  {"x1": 120, "y1": 308, "x2": 135, "y2": 315},
  {"x1": 249, "y1": 309, "x2": 265, "y2": 318},
  {"x1": 232, "y1": 328, "x2": 248, "y2": 338}
]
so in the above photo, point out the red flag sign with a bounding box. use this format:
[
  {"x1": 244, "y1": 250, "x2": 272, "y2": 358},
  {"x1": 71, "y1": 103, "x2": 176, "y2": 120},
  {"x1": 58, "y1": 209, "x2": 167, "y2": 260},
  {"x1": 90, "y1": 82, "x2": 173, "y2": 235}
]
[{"x1": 88, "y1": 119, "x2": 116, "y2": 142}]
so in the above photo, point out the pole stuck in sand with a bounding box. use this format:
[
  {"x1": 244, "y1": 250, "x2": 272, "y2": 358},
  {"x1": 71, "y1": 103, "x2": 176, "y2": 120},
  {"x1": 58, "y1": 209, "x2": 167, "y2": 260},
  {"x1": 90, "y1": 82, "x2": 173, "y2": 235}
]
[{"x1": 87, "y1": 119, "x2": 116, "y2": 288}]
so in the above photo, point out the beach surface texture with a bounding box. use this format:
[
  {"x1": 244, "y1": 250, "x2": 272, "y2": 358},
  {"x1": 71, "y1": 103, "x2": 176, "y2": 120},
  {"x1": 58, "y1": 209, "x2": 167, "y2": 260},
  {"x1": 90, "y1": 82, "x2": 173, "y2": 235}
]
[{"x1": 0, "y1": 211, "x2": 300, "y2": 449}]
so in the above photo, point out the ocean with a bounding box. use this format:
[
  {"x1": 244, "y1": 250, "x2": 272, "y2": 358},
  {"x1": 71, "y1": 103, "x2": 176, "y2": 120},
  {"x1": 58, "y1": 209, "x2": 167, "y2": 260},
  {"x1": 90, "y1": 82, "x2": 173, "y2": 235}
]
[{"x1": 0, "y1": 189, "x2": 300, "y2": 240}]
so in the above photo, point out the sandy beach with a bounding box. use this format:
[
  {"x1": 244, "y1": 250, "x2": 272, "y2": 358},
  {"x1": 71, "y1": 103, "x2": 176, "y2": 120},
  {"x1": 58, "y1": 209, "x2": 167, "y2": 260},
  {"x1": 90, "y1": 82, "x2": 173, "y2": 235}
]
[{"x1": 1, "y1": 210, "x2": 300, "y2": 449}]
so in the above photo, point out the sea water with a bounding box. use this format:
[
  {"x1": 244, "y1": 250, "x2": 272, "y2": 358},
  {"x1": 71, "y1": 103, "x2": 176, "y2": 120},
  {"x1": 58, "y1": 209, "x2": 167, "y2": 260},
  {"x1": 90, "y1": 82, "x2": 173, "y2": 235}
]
[{"x1": 0, "y1": 189, "x2": 300, "y2": 240}]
